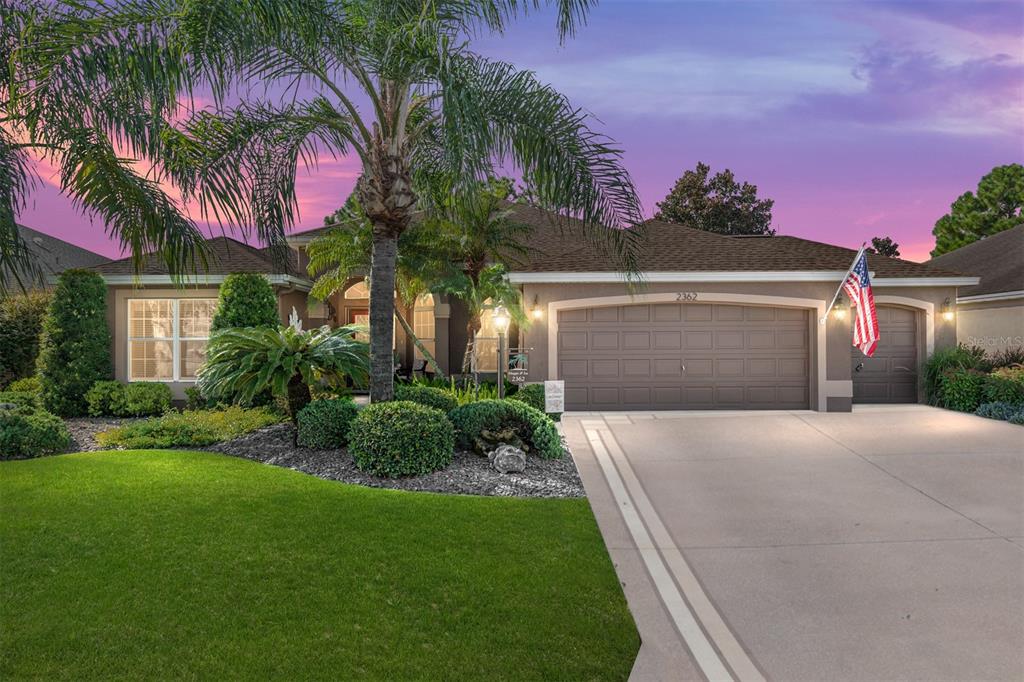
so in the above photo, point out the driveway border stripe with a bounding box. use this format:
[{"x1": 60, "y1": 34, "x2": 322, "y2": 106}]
[{"x1": 585, "y1": 428, "x2": 735, "y2": 682}]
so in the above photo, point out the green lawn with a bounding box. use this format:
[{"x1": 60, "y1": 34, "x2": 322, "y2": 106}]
[{"x1": 1, "y1": 450, "x2": 638, "y2": 680}]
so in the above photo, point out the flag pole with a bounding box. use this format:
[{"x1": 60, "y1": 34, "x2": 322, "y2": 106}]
[{"x1": 819, "y1": 242, "x2": 868, "y2": 325}]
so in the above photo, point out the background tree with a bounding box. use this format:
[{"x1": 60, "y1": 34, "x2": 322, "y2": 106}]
[
  {"x1": 868, "y1": 236, "x2": 900, "y2": 258},
  {"x1": 11, "y1": 0, "x2": 644, "y2": 402},
  {"x1": 931, "y1": 164, "x2": 1024, "y2": 256},
  {"x1": 655, "y1": 162, "x2": 775, "y2": 235},
  {"x1": 0, "y1": 289, "x2": 52, "y2": 387},
  {"x1": 211, "y1": 273, "x2": 280, "y2": 332},
  {"x1": 36, "y1": 269, "x2": 112, "y2": 416}
]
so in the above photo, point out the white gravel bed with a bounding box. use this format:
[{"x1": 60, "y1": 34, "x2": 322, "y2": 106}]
[{"x1": 205, "y1": 423, "x2": 586, "y2": 498}]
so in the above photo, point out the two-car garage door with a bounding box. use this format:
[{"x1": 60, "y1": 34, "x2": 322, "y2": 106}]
[{"x1": 557, "y1": 303, "x2": 810, "y2": 410}]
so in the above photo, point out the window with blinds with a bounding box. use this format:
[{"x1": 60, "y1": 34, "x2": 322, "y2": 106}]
[
  {"x1": 128, "y1": 299, "x2": 217, "y2": 381},
  {"x1": 412, "y1": 294, "x2": 435, "y2": 361}
]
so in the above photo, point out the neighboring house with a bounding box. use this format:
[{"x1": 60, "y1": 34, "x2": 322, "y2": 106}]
[
  {"x1": 3, "y1": 224, "x2": 110, "y2": 286},
  {"x1": 927, "y1": 225, "x2": 1024, "y2": 355},
  {"x1": 92, "y1": 207, "x2": 977, "y2": 410}
]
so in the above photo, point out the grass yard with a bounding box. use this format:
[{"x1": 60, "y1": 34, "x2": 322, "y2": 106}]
[{"x1": 0, "y1": 450, "x2": 638, "y2": 680}]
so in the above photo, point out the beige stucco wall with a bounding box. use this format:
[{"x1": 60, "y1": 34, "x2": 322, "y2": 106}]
[
  {"x1": 516, "y1": 280, "x2": 958, "y2": 412},
  {"x1": 956, "y1": 300, "x2": 1024, "y2": 354}
]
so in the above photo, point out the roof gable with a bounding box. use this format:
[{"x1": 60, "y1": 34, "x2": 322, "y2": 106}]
[
  {"x1": 93, "y1": 236, "x2": 302, "y2": 279},
  {"x1": 927, "y1": 225, "x2": 1023, "y2": 297},
  {"x1": 5, "y1": 225, "x2": 111, "y2": 282}
]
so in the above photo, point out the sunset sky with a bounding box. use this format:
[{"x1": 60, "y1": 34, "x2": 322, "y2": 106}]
[{"x1": 17, "y1": 0, "x2": 1024, "y2": 263}]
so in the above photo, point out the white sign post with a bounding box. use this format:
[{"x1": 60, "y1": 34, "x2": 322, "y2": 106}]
[{"x1": 544, "y1": 380, "x2": 565, "y2": 415}]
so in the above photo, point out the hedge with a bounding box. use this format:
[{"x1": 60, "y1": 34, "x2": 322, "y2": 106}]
[
  {"x1": 394, "y1": 384, "x2": 458, "y2": 414},
  {"x1": 210, "y1": 273, "x2": 279, "y2": 332},
  {"x1": 508, "y1": 383, "x2": 560, "y2": 422},
  {"x1": 0, "y1": 407, "x2": 71, "y2": 459},
  {"x1": 0, "y1": 290, "x2": 51, "y2": 387},
  {"x1": 296, "y1": 398, "x2": 360, "y2": 449},
  {"x1": 448, "y1": 399, "x2": 562, "y2": 459},
  {"x1": 347, "y1": 401, "x2": 454, "y2": 477}
]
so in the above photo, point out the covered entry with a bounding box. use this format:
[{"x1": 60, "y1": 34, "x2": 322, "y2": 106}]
[
  {"x1": 852, "y1": 304, "x2": 919, "y2": 403},
  {"x1": 556, "y1": 302, "x2": 811, "y2": 410}
]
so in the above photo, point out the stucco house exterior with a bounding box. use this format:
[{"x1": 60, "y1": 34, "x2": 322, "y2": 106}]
[
  {"x1": 90, "y1": 206, "x2": 977, "y2": 410},
  {"x1": 927, "y1": 225, "x2": 1024, "y2": 354}
]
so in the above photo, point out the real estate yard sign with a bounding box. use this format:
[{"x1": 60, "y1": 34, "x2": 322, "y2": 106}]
[{"x1": 544, "y1": 380, "x2": 565, "y2": 414}]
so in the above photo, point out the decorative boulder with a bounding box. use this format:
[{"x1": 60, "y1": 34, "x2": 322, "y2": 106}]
[{"x1": 489, "y1": 444, "x2": 527, "y2": 474}]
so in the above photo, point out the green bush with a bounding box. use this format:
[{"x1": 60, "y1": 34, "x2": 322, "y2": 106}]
[
  {"x1": 448, "y1": 399, "x2": 562, "y2": 459},
  {"x1": 988, "y1": 346, "x2": 1024, "y2": 369},
  {"x1": 938, "y1": 368, "x2": 985, "y2": 412},
  {"x1": 37, "y1": 270, "x2": 112, "y2": 416},
  {"x1": 296, "y1": 398, "x2": 360, "y2": 449},
  {"x1": 86, "y1": 381, "x2": 126, "y2": 416},
  {"x1": 0, "y1": 407, "x2": 71, "y2": 459},
  {"x1": 974, "y1": 402, "x2": 1024, "y2": 421},
  {"x1": 210, "y1": 273, "x2": 279, "y2": 332},
  {"x1": 1010, "y1": 412, "x2": 1024, "y2": 426},
  {"x1": 394, "y1": 384, "x2": 458, "y2": 414},
  {"x1": 508, "y1": 383, "x2": 560, "y2": 422},
  {"x1": 7, "y1": 376, "x2": 40, "y2": 393},
  {"x1": 348, "y1": 401, "x2": 454, "y2": 477},
  {"x1": 923, "y1": 345, "x2": 989, "y2": 406},
  {"x1": 121, "y1": 383, "x2": 173, "y2": 417},
  {"x1": 0, "y1": 391, "x2": 39, "y2": 410},
  {"x1": 0, "y1": 290, "x2": 51, "y2": 387},
  {"x1": 96, "y1": 406, "x2": 282, "y2": 449},
  {"x1": 982, "y1": 366, "x2": 1024, "y2": 404}
]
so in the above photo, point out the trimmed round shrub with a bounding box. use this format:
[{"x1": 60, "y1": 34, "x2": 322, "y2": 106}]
[
  {"x1": 0, "y1": 408, "x2": 71, "y2": 459},
  {"x1": 348, "y1": 401, "x2": 454, "y2": 477},
  {"x1": 394, "y1": 384, "x2": 458, "y2": 414},
  {"x1": 37, "y1": 269, "x2": 112, "y2": 417},
  {"x1": 975, "y1": 402, "x2": 1024, "y2": 421},
  {"x1": 938, "y1": 368, "x2": 985, "y2": 412},
  {"x1": 448, "y1": 399, "x2": 562, "y2": 459},
  {"x1": 508, "y1": 383, "x2": 560, "y2": 422},
  {"x1": 121, "y1": 382, "x2": 172, "y2": 417},
  {"x1": 0, "y1": 391, "x2": 39, "y2": 410},
  {"x1": 297, "y1": 398, "x2": 360, "y2": 449},
  {"x1": 983, "y1": 367, "x2": 1024, "y2": 404},
  {"x1": 7, "y1": 376, "x2": 41, "y2": 393},
  {"x1": 86, "y1": 380, "x2": 126, "y2": 417},
  {"x1": 210, "y1": 273, "x2": 279, "y2": 332},
  {"x1": 0, "y1": 290, "x2": 51, "y2": 387}
]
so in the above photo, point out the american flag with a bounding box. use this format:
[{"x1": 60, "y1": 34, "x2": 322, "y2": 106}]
[{"x1": 842, "y1": 250, "x2": 879, "y2": 357}]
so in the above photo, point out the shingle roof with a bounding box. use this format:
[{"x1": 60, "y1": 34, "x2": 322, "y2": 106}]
[
  {"x1": 503, "y1": 203, "x2": 963, "y2": 278},
  {"x1": 5, "y1": 225, "x2": 110, "y2": 282},
  {"x1": 927, "y1": 225, "x2": 1024, "y2": 298},
  {"x1": 93, "y1": 236, "x2": 302, "y2": 278}
]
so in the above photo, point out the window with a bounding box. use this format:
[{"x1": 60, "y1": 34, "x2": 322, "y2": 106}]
[
  {"x1": 473, "y1": 306, "x2": 499, "y2": 372},
  {"x1": 412, "y1": 294, "x2": 435, "y2": 361},
  {"x1": 128, "y1": 299, "x2": 217, "y2": 381},
  {"x1": 344, "y1": 281, "x2": 370, "y2": 299}
]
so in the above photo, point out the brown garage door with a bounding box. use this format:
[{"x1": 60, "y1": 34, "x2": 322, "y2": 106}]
[
  {"x1": 557, "y1": 303, "x2": 810, "y2": 410},
  {"x1": 852, "y1": 305, "x2": 918, "y2": 403}
]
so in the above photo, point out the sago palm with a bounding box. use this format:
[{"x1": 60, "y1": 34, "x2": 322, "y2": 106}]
[
  {"x1": 5, "y1": 0, "x2": 644, "y2": 401},
  {"x1": 198, "y1": 324, "x2": 369, "y2": 421}
]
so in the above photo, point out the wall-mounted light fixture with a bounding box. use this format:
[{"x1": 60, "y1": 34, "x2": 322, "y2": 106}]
[
  {"x1": 531, "y1": 295, "x2": 543, "y2": 320},
  {"x1": 942, "y1": 297, "x2": 955, "y2": 322},
  {"x1": 831, "y1": 294, "x2": 848, "y2": 321}
]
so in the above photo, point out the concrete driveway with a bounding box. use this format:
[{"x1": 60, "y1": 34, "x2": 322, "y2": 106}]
[{"x1": 563, "y1": 405, "x2": 1024, "y2": 682}]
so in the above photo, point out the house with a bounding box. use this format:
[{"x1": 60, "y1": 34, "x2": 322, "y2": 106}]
[
  {"x1": 91, "y1": 207, "x2": 977, "y2": 410},
  {"x1": 3, "y1": 224, "x2": 110, "y2": 286},
  {"x1": 927, "y1": 225, "x2": 1024, "y2": 355}
]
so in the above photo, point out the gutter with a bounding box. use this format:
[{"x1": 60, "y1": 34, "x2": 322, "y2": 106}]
[
  {"x1": 89, "y1": 274, "x2": 314, "y2": 291},
  {"x1": 507, "y1": 271, "x2": 980, "y2": 286},
  {"x1": 956, "y1": 290, "x2": 1024, "y2": 304}
]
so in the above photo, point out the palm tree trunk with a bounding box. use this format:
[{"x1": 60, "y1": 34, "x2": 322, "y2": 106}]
[
  {"x1": 401, "y1": 301, "x2": 415, "y2": 373},
  {"x1": 286, "y1": 372, "x2": 312, "y2": 424},
  {"x1": 461, "y1": 312, "x2": 483, "y2": 374},
  {"x1": 395, "y1": 307, "x2": 444, "y2": 377},
  {"x1": 369, "y1": 229, "x2": 398, "y2": 401}
]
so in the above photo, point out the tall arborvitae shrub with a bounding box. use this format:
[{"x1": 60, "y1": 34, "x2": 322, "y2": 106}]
[
  {"x1": 37, "y1": 270, "x2": 112, "y2": 416},
  {"x1": 0, "y1": 290, "x2": 52, "y2": 387},
  {"x1": 210, "y1": 273, "x2": 279, "y2": 332}
]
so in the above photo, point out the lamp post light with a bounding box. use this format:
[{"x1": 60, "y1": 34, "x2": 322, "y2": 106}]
[{"x1": 492, "y1": 306, "x2": 511, "y2": 399}]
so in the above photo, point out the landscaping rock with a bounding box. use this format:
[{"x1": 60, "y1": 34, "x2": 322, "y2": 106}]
[
  {"x1": 63, "y1": 417, "x2": 142, "y2": 453},
  {"x1": 204, "y1": 423, "x2": 584, "y2": 499},
  {"x1": 488, "y1": 444, "x2": 526, "y2": 474}
]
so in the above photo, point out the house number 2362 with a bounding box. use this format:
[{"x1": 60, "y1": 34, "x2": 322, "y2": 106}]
[{"x1": 676, "y1": 292, "x2": 698, "y2": 302}]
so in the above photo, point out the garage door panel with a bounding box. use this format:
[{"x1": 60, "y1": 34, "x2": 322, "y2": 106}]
[
  {"x1": 560, "y1": 309, "x2": 587, "y2": 323},
  {"x1": 559, "y1": 303, "x2": 811, "y2": 410}
]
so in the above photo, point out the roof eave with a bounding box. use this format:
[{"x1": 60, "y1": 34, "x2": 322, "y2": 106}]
[{"x1": 507, "y1": 271, "x2": 979, "y2": 286}]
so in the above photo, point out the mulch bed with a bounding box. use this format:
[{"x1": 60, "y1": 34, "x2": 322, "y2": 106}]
[
  {"x1": 63, "y1": 418, "x2": 142, "y2": 453},
  {"x1": 205, "y1": 423, "x2": 586, "y2": 499}
]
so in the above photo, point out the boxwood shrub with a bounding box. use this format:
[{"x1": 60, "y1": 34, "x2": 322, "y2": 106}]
[
  {"x1": 394, "y1": 384, "x2": 458, "y2": 414},
  {"x1": 508, "y1": 383, "x2": 560, "y2": 422},
  {"x1": 0, "y1": 391, "x2": 39, "y2": 410},
  {"x1": 448, "y1": 399, "x2": 562, "y2": 459},
  {"x1": 86, "y1": 381, "x2": 172, "y2": 417},
  {"x1": 0, "y1": 407, "x2": 71, "y2": 459},
  {"x1": 86, "y1": 380, "x2": 127, "y2": 416},
  {"x1": 983, "y1": 367, "x2": 1024, "y2": 404},
  {"x1": 297, "y1": 398, "x2": 360, "y2": 449},
  {"x1": 938, "y1": 368, "x2": 986, "y2": 413},
  {"x1": 347, "y1": 401, "x2": 454, "y2": 478}
]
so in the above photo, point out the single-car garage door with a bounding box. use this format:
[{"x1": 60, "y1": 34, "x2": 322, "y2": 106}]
[
  {"x1": 557, "y1": 303, "x2": 810, "y2": 410},
  {"x1": 852, "y1": 305, "x2": 918, "y2": 403}
]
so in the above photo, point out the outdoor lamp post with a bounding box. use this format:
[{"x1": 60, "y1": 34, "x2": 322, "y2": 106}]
[{"x1": 492, "y1": 306, "x2": 511, "y2": 399}]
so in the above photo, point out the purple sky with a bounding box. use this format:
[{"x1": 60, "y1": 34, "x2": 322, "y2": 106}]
[{"x1": 18, "y1": 0, "x2": 1024, "y2": 263}]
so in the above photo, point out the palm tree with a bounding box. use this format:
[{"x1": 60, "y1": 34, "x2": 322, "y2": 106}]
[
  {"x1": 198, "y1": 324, "x2": 369, "y2": 422},
  {"x1": 306, "y1": 196, "x2": 447, "y2": 374},
  {"x1": 5, "y1": 0, "x2": 644, "y2": 401}
]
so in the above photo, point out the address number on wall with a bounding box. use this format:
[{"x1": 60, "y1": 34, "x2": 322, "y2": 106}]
[{"x1": 676, "y1": 292, "x2": 698, "y2": 302}]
